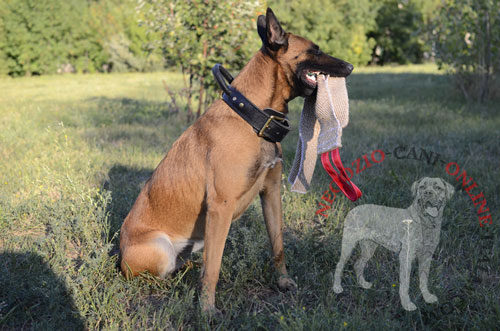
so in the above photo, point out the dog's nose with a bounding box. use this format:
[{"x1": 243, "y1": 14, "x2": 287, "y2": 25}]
[{"x1": 345, "y1": 63, "x2": 353, "y2": 74}]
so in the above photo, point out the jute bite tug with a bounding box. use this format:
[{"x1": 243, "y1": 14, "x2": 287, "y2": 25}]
[{"x1": 119, "y1": 7, "x2": 356, "y2": 312}]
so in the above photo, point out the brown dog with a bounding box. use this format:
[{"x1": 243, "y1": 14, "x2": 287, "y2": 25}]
[{"x1": 119, "y1": 8, "x2": 353, "y2": 312}]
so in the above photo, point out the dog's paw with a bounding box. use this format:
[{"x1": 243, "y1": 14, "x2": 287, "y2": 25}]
[
  {"x1": 278, "y1": 276, "x2": 297, "y2": 292},
  {"x1": 333, "y1": 284, "x2": 343, "y2": 294},
  {"x1": 359, "y1": 280, "x2": 372, "y2": 289},
  {"x1": 200, "y1": 302, "x2": 221, "y2": 316},
  {"x1": 423, "y1": 293, "x2": 438, "y2": 304},
  {"x1": 402, "y1": 301, "x2": 417, "y2": 311}
]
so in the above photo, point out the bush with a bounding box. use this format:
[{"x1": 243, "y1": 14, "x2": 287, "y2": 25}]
[
  {"x1": 0, "y1": 0, "x2": 107, "y2": 76},
  {"x1": 89, "y1": 0, "x2": 164, "y2": 73},
  {"x1": 0, "y1": 0, "x2": 162, "y2": 76},
  {"x1": 432, "y1": 0, "x2": 500, "y2": 102}
]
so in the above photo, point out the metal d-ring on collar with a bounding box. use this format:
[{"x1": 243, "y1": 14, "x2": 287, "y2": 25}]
[{"x1": 212, "y1": 63, "x2": 290, "y2": 143}]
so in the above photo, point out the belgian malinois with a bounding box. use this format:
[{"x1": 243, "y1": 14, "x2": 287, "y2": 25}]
[{"x1": 120, "y1": 7, "x2": 353, "y2": 312}]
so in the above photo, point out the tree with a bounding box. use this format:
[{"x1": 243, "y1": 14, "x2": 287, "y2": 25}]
[
  {"x1": 432, "y1": 0, "x2": 500, "y2": 102},
  {"x1": 138, "y1": 0, "x2": 265, "y2": 121},
  {"x1": 368, "y1": 0, "x2": 426, "y2": 65}
]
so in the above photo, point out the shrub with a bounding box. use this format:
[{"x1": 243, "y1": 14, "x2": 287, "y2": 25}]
[
  {"x1": 0, "y1": 0, "x2": 107, "y2": 76},
  {"x1": 432, "y1": 0, "x2": 500, "y2": 102},
  {"x1": 89, "y1": 0, "x2": 164, "y2": 73}
]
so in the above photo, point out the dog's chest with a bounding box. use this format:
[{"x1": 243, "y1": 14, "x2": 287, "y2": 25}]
[
  {"x1": 259, "y1": 141, "x2": 282, "y2": 169},
  {"x1": 419, "y1": 224, "x2": 441, "y2": 250},
  {"x1": 232, "y1": 143, "x2": 281, "y2": 221},
  {"x1": 246, "y1": 141, "x2": 282, "y2": 179}
]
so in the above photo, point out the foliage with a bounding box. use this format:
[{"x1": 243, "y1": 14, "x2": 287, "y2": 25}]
[
  {"x1": 432, "y1": 0, "x2": 500, "y2": 102},
  {"x1": 138, "y1": 0, "x2": 265, "y2": 120},
  {"x1": 0, "y1": 0, "x2": 163, "y2": 76},
  {"x1": 368, "y1": 0, "x2": 426, "y2": 65},
  {"x1": 89, "y1": 0, "x2": 164, "y2": 73},
  {"x1": 0, "y1": 0, "x2": 107, "y2": 76},
  {"x1": 269, "y1": 0, "x2": 380, "y2": 67},
  {"x1": 412, "y1": 0, "x2": 441, "y2": 23}
]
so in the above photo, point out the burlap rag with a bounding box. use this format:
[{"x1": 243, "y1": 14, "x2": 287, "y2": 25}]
[{"x1": 288, "y1": 75, "x2": 349, "y2": 193}]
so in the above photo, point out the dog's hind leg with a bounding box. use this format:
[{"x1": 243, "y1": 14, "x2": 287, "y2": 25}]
[
  {"x1": 120, "y1": 231, "x2": 177, "y2": 279},
  {"x1": 354, "y1": 239, "x2": 377, "y2": 289},
  {"x1": 333, "y1": 233, "x2": 359, "y2": 293}
]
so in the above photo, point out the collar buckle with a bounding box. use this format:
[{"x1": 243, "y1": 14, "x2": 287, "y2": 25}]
[{"x1": 258, "y1": 115, "x2": 286, "y2": 137}]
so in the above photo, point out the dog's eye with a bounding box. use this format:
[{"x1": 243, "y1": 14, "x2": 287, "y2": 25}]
[{"x1": 308, "y1": 46, "x2": 322, "y2": 56}]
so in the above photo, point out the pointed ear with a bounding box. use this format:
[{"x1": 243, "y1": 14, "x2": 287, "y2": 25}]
[
  {"x1": 257, "y1": 15, "x2": 267, "y2": 45},
  {"x1": 440, "y1": 178, "x2": 455, "y2": 200},
  {"x1": 411, "y1": 178, "x2": 423, "y2": 197},
  {"x1": 264, "y1": 8, "x2": 287, "y2": 51}
]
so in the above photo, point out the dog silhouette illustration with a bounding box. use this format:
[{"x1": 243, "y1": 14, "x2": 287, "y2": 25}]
[{"x1": 333, "y1": 177, "x2": 454, "y2": 311}]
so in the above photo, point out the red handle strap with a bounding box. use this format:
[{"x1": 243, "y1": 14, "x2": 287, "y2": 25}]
[{"x1": 320, "y1": 149, "x2": 362, "y2": 201}]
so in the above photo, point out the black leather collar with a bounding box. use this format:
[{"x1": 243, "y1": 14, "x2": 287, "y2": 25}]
[{"x1": 212, "y1": 64, "x2": 290, "y2": 143}]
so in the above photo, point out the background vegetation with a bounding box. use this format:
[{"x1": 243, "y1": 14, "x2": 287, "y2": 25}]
[
  {"x1": 1, "y1": 0, "x2": 498, "y2": 102},
  {"x1": 432, "y1": 0, "x2": 500, "y2": 102}
]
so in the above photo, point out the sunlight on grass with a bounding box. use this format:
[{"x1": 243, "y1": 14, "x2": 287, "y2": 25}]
[{"x1": 355, "y1": 63, "x2": 441, "y2": 74}]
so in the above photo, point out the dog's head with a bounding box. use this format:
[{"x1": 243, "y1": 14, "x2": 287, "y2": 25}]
[
  {"x1": 411, "y1": 177, "x2": 454, "y2": 219},
  {"x1": 257, "y1": 8, "x2": 353, "y2": 97}
]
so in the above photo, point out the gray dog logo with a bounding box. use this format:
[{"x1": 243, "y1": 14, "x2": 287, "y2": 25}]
[{"x1": 333, "y1": 177, "x2": 454, "y2": 311}]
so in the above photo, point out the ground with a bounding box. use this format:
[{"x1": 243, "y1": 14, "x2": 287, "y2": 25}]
[{"x1": 0, "y1": 64, "x2": 498, "y2": 330}]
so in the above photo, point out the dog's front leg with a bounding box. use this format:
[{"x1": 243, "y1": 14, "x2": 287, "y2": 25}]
[
  {"x1": 260, "y1": 163, "x2": 297, "y2": 291},
  {"x1": 399, "y1": 227, "x2": 418, "y2": 311},
  {"x1": 417, "y1": 252, "x2": 438, "y2": 303},
  {"x1": 399, "y1": 248, "x2": 417, "y2": 311},
  {"x1": 200, "y1": 199, "x2": 233, "y2": 313}
]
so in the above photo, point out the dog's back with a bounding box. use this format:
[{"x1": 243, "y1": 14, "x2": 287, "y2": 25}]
[{"x1": 344, "y1": 204, "x2": 411, "y2": 251}]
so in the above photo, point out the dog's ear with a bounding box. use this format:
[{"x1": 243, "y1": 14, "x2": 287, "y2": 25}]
[
  {"x1": 411, "y1": 178, "x2": 423, "y2": 197},
  {"x1": 439, "y1": 178, "x2": 455, "y2": 200},
  {"x1": 258, "y1": 8, "x2": 287, "y2": 51},
  {"x1": 257, "y1": 15, "x2": 267, "y2": 45}
]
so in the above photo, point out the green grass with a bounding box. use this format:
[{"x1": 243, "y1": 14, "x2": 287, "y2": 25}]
[{"x1": 0, "y1": 64, "x2": 499, "y2": 330}]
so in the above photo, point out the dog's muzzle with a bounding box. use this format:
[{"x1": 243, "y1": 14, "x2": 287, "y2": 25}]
[{"x1": 419, "y1": 192, "x2": 444, "y2": 218}]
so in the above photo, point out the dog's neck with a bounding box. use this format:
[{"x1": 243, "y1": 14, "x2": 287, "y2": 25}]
[{"x1": 231, "y1": 50, "x2": 294, "y2": 114}]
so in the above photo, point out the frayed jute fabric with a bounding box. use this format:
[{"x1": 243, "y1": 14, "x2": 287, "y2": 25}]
[{"x1": 289, "y1": 75, "x2": 349, "y2": 193}]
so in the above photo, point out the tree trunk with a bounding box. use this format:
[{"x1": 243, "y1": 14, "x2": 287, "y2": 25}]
[
  {"x1": 479, "y1": 7, "x2": 491, "y2": 103},
  {"x1": 186, "y1": 72, "x2": 194, "y2": 123}
]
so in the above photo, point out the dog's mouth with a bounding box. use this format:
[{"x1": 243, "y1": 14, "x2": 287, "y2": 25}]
[
  {"x1": 301, "y1": 70, "x2": 325, "y2": 88},
  {"x1": 423, "y1": 200, "x2": 442, "y2": 218}
]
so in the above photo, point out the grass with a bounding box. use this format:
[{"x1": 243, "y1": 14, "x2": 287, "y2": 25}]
[{"x1": 0, "y1": 64, "x2": 499, "y2": 330}]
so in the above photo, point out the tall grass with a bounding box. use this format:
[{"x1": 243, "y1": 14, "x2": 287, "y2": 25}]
[{"x1": 0, "y1": 65, "x2": 498, "y2": 329}]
